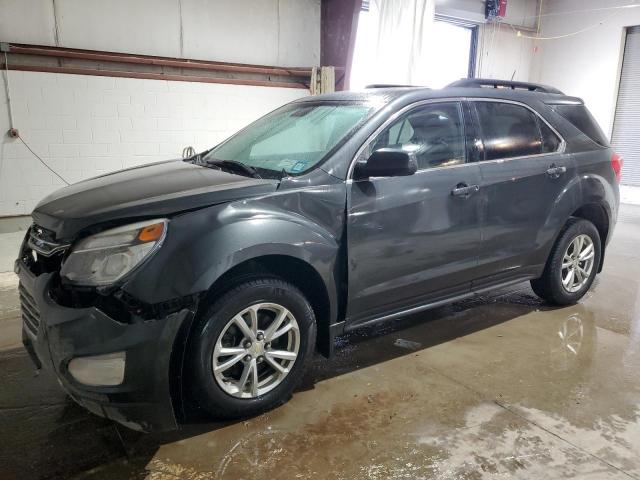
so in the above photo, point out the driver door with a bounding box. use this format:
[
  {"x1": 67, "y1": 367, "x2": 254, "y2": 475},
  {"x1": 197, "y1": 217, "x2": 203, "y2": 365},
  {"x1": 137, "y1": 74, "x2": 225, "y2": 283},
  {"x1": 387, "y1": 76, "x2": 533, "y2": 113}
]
[{"x1": 346, "y1": 101, "x2": 482, "y2": 325}]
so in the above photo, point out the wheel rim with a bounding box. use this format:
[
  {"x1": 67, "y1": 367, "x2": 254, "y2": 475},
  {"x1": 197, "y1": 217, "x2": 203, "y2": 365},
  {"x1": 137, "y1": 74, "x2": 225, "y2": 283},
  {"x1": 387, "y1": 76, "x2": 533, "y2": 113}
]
[
  {"x1": 212, "y1": 303, "x2": 300, "y2": 398},
  {"x1": 561, "y1": 234, "x2": 595, "y2": 293}
]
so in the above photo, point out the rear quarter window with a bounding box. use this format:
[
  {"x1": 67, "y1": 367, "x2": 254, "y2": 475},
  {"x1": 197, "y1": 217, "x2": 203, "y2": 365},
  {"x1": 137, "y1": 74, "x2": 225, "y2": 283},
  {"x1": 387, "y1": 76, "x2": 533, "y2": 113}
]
[{"x1": 550, "y1": 104, "x2": 609, "y2": 147}]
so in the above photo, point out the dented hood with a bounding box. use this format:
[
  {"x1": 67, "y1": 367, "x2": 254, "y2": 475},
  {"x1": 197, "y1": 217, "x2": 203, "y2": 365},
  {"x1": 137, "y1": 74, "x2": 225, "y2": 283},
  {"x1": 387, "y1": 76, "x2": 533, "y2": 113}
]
[{"x1": 32, "y1": 160, "x2": 278, "y2": 239}]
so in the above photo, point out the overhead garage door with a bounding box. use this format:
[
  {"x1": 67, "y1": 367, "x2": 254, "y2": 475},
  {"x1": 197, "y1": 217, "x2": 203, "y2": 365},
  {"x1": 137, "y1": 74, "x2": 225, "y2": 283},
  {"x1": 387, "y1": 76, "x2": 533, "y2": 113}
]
[{"x1": 612, "y1": 26, "x2": 640, "y2": 186}]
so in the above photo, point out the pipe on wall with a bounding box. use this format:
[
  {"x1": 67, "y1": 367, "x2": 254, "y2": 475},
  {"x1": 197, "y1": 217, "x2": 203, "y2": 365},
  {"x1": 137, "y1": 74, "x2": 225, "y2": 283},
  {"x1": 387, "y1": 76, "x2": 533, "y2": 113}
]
[
  {"x1": 9, "y1": 44, "x2": 313, "y2": 77},
  {"x1": 2, "y1": 43, "x2": 321, "y2": 89},
  {"x1": 0, "y1": 63, "x2": 310, "y2": 89}
]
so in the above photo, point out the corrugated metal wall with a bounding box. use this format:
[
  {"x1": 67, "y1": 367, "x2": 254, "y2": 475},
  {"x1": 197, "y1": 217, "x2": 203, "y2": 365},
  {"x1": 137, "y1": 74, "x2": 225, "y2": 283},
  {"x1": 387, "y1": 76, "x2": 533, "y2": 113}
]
[{"x1": 612, "y1": 26, "x2": 640, "y2": 186}]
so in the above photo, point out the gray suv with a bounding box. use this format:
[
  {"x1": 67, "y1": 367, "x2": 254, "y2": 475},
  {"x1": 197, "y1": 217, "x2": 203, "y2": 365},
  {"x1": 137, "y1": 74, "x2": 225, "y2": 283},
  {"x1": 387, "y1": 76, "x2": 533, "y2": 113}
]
[{"x1": 16, "y1": 79, "x2": 621, "y2": 431}]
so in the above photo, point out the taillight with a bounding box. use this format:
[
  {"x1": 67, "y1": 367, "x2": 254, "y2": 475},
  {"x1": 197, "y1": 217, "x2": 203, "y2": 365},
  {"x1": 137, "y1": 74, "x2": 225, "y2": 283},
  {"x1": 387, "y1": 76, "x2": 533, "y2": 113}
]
[{"x1": 611, "y1": 153, "x2": 623, "y2": 183}]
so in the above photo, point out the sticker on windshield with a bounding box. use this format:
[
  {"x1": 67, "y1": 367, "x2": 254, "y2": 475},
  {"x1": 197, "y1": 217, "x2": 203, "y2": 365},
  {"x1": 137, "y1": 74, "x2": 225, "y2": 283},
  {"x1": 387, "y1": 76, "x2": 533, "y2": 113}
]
[
  {"x1": 276, "y1": 159, "x2": 297, "y2": 171},
  {"x1": 291, "y1": 161, "x2": 307, "y2": 173}
]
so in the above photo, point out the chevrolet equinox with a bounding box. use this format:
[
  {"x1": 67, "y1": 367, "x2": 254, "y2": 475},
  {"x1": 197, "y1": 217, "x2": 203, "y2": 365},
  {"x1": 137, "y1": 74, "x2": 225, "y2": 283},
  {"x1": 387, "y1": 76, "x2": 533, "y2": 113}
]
[{"x1": 16, "y1": 79, "x2": 621, "y2": 431}]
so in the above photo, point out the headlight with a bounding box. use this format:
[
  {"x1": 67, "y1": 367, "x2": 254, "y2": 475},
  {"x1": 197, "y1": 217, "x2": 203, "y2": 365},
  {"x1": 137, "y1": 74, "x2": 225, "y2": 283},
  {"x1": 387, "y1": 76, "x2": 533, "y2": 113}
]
[{"x1": 61, "y1": 219, "x2": 167, "y2": 286}]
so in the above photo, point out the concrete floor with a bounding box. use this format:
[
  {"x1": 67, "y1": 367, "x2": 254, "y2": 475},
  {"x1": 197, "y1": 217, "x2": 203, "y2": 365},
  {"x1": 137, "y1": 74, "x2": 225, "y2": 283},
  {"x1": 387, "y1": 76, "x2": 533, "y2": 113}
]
[{"x1": 1, "y1": 205, "x2": 639, "y2": 480}]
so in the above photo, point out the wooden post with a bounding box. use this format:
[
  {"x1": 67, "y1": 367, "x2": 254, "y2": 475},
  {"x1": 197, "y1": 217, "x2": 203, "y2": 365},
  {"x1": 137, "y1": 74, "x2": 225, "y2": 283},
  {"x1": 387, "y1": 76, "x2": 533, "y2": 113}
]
[{"x1": 311, "y1": 66, "x2": 336, "y2": 95}]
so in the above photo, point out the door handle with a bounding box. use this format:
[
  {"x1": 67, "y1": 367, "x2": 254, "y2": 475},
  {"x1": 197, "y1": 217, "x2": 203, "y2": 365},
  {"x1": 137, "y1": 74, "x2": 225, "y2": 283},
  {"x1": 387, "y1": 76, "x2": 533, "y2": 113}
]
[
  {"x1": 546, "y1": 164, "x2": 567, "y2": 178},
  {"x1": 451, "y1": 183, "x2": 480, "y2": 197}
]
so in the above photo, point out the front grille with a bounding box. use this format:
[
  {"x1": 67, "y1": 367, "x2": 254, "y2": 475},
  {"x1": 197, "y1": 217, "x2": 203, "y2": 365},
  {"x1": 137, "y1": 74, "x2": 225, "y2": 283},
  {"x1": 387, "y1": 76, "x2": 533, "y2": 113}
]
[
  {"x1": 19, "y1": 283, "x2": 41, "y2": 336},
  {"x1": 27, "y1": 224, "x2": 69, "y2": 257}
]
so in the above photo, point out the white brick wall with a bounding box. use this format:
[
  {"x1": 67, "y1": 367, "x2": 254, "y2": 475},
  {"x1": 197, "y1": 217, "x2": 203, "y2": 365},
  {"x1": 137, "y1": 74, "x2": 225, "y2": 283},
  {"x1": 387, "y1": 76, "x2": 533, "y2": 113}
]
[{"x1": 0, "y1": 71, "x2": 308, "y2": 216}]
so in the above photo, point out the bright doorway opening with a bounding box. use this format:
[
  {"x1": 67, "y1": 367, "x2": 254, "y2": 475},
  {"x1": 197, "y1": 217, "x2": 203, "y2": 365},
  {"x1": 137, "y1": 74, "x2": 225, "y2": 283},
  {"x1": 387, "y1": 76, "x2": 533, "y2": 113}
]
[{"x1": 350, "y1": 4, "x2": 477, "y2": 89}]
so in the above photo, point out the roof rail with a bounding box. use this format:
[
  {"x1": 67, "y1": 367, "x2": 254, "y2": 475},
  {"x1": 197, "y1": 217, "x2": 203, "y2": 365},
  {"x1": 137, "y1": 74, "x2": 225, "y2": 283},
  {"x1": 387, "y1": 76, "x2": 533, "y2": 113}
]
[
  {"x1": 365, "y1": 84, "x2": 422, "y2": 89},
  {"x1": 446, "y1": 78, "x2": 564, "y2": 95}
]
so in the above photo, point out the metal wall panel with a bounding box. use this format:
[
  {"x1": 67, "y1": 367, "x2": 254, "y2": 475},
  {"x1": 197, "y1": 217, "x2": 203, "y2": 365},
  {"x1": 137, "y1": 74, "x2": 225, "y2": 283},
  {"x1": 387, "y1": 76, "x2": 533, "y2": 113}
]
[{"x1": 612, "y1": 26, "x2": 640, "y2": 186}]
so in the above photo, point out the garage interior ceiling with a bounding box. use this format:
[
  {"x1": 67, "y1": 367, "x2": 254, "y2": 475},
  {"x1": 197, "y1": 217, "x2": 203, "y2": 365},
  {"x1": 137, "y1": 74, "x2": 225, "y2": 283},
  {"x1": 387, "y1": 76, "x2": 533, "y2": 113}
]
[{"x1": 0, "y1": 1, "x2": 640, "y2": 478}]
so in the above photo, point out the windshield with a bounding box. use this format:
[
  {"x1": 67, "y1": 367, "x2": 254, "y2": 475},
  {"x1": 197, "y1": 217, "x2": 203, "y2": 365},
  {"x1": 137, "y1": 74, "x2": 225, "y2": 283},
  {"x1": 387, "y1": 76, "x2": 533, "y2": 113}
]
[{"x1": 203, "y1": 102, "x2": 374, "y2": 176}]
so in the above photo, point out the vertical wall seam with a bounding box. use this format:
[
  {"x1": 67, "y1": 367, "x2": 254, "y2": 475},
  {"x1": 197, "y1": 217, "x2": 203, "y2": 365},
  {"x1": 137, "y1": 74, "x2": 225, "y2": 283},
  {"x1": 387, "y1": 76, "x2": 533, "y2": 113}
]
[
  {"x1": 276, "y1": 0, "x2": 281, "y2": 67},
  {"x1": 178, "y1": 0, "x2": 184, "y2": 58},
  {"x1": 52, "y1": 0, "x2": 61, "y2": 47},
  {"x1": 52, "y1": 0, "x2": 63, "y2": 67},
  {"x1": 2, "y1": 52, "x2": 15, "y2": 129}
]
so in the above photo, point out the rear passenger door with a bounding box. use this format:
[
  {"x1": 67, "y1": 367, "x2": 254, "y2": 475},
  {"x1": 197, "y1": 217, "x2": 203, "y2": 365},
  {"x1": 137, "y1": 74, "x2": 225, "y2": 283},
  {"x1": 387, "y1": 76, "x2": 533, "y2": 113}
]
[{"x1": 471, "y1": 100, "x2": 573, "y2": 287}]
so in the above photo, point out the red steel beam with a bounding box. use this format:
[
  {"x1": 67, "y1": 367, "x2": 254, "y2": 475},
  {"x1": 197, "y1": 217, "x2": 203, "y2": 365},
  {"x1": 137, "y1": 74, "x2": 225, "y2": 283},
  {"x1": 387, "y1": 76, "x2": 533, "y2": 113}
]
[
  {"x1": 9, "y1": 43, "x2": 313, "y2": 78},
  {"x1": 0, "y1": 63, "x2": 309, "y2": 89}
]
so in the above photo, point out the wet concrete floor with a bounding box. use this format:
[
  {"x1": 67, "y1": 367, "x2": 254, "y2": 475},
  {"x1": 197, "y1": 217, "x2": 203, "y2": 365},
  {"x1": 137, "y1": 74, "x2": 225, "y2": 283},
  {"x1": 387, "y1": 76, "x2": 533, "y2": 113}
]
[{"x1": 1, "y1": 204, "x2": 640, "y2": 479}]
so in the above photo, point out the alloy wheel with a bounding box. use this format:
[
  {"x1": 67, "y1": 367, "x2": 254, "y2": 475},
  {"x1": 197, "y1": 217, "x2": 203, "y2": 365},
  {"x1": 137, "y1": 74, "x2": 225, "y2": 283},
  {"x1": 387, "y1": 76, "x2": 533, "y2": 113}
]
[
  {"x1": 212, "y1": 303, "x2": 300, "y2": 398},
  {"x1": 561, "y1": 234, "x2": 595, "y2": 293}
]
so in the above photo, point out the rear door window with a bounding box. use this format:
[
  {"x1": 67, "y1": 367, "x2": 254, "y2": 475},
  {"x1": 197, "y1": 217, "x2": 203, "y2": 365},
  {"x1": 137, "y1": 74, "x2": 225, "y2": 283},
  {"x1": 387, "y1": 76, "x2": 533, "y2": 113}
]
[
  {"x1": 539, "y1": 119, "x2": 561, "y2": 153},
  {"x1": 475, "y1": 102, "x2": 559, "y2": 160}
]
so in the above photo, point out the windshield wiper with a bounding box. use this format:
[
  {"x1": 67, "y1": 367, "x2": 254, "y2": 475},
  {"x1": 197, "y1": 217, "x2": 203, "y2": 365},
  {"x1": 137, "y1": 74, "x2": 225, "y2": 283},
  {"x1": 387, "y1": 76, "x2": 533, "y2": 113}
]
[{"x1": 205, "y1": 159, "x2": 261, "y2": 179}]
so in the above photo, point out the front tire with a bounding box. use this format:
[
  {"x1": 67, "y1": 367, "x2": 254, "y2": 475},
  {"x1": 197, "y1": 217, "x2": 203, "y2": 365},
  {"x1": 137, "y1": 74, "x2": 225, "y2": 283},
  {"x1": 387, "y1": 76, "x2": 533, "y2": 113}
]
[
  {"x1": 531, "y1": 218, "x2": 601, "y2": 305},
  {"x1": 187, "y1": 278, "x2": 316, "y2": 419}
]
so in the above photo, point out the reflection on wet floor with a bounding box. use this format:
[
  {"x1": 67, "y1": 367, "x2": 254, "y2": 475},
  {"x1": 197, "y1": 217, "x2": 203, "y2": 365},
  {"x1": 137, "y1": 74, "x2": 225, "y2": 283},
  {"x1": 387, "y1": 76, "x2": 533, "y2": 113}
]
[{"x1": 1, "y1": 204, "x2": 640, "y2": 480}]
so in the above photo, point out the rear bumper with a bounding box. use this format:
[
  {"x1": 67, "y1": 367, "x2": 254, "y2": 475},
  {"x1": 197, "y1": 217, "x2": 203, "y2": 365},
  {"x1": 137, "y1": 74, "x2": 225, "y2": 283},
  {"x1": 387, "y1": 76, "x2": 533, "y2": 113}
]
[{"x1": 16, "y1": 260, "x2": 193, "y2": 432}]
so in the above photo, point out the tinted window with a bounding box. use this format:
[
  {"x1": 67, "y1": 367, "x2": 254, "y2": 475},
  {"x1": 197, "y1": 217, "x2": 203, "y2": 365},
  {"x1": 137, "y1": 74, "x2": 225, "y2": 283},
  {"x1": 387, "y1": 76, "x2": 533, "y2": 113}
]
[
  {"x1": 551, "y1": 104, "x2": 609, "y2": 147},
  {"x1": 539, "y1": 119, "x2": 561, "y2": 153},
  {"x1": 476, "y1": 102, "x2": 547, "y2": 160},
  {"x1": 369, "y1": 102, "x2": 466, "y2": 170}
]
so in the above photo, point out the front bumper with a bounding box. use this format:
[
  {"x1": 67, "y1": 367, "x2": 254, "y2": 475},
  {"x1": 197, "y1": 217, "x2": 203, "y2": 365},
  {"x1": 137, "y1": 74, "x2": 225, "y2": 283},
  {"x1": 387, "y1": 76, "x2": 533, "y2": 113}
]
[{"x1": 16, "y1": 260, "x2": 193, "y2": 432}]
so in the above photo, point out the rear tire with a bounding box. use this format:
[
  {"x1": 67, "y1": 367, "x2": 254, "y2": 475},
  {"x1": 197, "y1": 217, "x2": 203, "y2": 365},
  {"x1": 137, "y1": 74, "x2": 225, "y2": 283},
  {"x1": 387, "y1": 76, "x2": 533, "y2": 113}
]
[
  {"x1": 531, "y1": 218, "x2": 601, "y2": 305},
  {"x1": 187, "y1": 278, "x2": 316, "y2": 419}
]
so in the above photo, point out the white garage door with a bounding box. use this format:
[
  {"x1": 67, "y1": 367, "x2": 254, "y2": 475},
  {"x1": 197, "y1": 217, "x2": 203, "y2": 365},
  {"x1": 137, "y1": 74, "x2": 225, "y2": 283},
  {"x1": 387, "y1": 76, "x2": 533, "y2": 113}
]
[{"x1": 612, "y1": 26, "x2": 640, "y2": 186}]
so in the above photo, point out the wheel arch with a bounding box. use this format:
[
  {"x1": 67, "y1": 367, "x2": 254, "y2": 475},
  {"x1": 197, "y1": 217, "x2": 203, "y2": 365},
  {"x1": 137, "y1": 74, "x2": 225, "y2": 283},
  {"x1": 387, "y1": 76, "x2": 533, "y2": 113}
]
[
  {"x1": 196, "y1": 253, "x2": 335, "y2": 359},
  {"x1": 169, "y1": 253, "x2": 336, "y2": 422},
  {"x1": 570, "y1": 203, "x2": 610, "y2": 273},
  {"x1": 540, "y1": 169, "x2": 614, "y2": 274}
]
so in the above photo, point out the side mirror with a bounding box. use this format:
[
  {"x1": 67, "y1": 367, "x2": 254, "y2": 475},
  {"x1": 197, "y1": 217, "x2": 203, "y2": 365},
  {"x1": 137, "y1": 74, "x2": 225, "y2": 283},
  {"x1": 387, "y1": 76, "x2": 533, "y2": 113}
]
[{"x1": 354, "y1": 148, "x2": 418, "y2": 179}]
